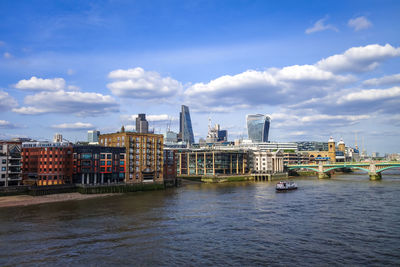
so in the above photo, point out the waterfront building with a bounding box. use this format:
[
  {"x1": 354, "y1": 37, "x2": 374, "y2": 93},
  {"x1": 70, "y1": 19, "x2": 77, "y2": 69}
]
[
  {"x1": 251, "y1": 150, "x2": 284, "y2": 174},
  {"x1": 136, "y1": 113, "x2": 149, "y2": 133},
  {"x1": 99, "y1": 127, "x2": 164, "y2": 183},
  {"x1": 22, "y1": 141, "x2": 73, "y2": 186},
  {"x1": 0, "y1": 141, "x2": 22, "y2": 186},
  {"x1": 87, "y1": 130, "x2": 100, "y2": 144},
  {"x1": 179, "y1": 105, "x2": 195, "y2": 144},
  {"x1": 177, "y1": 149, "x2": 248, "y2": 176},
  {"x1": 73, "y1": 145, "x2": 125, "y2": 185},
  {"x1": 163, "y1": 148, "x2": 177, "y2": 185},
  {"x1": 246, "y1": 114, "x2": 270, "y2": 143},
  {"x1": 232, "y1": 140, "x2": 298, "y2": 152}
]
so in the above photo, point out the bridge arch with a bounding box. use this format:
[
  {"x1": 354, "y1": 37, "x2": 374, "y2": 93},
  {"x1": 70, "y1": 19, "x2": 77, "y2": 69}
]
[
  {"x1": 376, "y1": 166, "x2": 400, "y2": 173},
  {"x1": 288, "y1": 166, "x2": 318, "y2": 172},
  {"x1": 323, "y1": 166, "x2": 370, "y2": 173}
]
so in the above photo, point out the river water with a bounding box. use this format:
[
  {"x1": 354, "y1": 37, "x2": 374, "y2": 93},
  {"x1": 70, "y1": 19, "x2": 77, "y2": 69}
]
[{"x1": 1, "y1": 171, "x2": 400, "y2": 266}]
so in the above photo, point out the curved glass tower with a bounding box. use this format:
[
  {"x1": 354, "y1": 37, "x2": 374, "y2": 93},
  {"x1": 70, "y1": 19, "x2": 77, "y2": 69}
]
[
  {"x1": 246, "y1": 114, "x2": 271, "y2": 143},
  {"x1": 179, "y1": 105, "x2": 195, "y2": 144}
]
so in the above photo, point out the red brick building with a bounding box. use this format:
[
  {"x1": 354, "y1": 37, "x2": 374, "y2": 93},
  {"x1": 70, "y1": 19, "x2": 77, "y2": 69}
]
[{"x1": 22, "y1": 142, "x2": 73, "y2": 186}]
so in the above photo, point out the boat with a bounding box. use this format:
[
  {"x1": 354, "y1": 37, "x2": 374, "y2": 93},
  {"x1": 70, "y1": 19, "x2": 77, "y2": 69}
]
[{"x1": 276, "y1": 181, "x2": 298, "y2": 192}]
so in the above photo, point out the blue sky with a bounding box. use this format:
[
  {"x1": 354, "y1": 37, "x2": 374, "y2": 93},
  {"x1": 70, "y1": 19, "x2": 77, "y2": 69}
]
[{"x1": 0, "y1": 0, "x2": 400, "y2": 154}]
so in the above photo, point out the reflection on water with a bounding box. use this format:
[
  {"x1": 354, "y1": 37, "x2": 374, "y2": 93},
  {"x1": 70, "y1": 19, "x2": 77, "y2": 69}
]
[{"x1": 1, "y1": 172, "x2": 400, "y2": 266}]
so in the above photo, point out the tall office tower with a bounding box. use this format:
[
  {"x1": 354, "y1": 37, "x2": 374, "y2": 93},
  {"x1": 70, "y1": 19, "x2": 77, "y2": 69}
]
[
  {"x1": 136, "y1": 114, "x2": 149, "y2": 133},
  {"x1": 246, "y1": 114, "x2": 271, "y2": 143},
  {"x1": 53, "y1": 133, "x2": 63, "y2": 142},
  {"x1": 88, "y1": 130, "x2": 100, "y2": 143},
  {"x1": 179, "y1": 105, "x2": 195, "y2": 144}
]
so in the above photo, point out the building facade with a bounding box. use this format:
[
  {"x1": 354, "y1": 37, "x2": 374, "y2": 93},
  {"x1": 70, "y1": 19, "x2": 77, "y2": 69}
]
[
  {"x1": 136, "y1": 113, "x2": 149, "y2": 134},
  {"x1": 88, "y1": 130, "x2": 100, "y2": 143},
  {"x1": 0, "y1": 141, "x2": 22, "y2": 186},
  {"x1": 22, "y1": 141, "x2": 73, "y2": 186},
  {"x1": 246, "y1": 114, "x2": 271, "y2": 143},
  {"x1": 99, "y1": 128, "x2": 164, "y2": 183},
  {"x1": 73, "y1": 145, "x2": 125, "y2": 185},
  {"x1": 177, "y1": 149, "x2": 248, "y2": 176},
  {"x1": 163, "y1": 149, "x2": 177, "y2": 184},
  {"x1": 179, "y1": 105, "x2": 195, "y2": 144},
  {"x1": 252, "y1": 151, "x2": 284, "y2": 174}
]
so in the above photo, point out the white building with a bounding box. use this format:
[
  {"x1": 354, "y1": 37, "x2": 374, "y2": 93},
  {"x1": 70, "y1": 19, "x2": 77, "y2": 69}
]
[{"x1": 251, "y1": 150, "x2": 284, "y2": 174}]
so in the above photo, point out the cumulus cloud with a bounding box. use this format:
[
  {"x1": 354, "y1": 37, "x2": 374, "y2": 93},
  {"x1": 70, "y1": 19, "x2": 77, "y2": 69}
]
[
  {"x1": 51, "y1": 122, "x2": 95, "y2": 131},
  {"x1": 13, "y1": 90, "x2": 118, "y2": 116},
  {"x1": 316, "y1": 44, "x2": 400, "y2": 73},
  {"x1": 107, "y1": 67, "x2": 182, "y2": 99},
  {"x1": 305, "y1": 17, "x2": 338, "y2": 34},
  {"x1": 0, "y1": 120, "x2": 19, "y2": 129},
  {"x1": 185, "y1": 65, "x2": 354, "y2": 112},
  {"x1": 337, "y1": 86, "x2": 400, "y2": 104},
  {"x1": 15, "y1": 76, "x2": 66, "y2": 91},
  {"x1": 0, "y1": 90, "x2": 18, "y2": 111},
  {"x1": 362, "y1": 74, "x2": 400, "y2": 87},
  {"x1": 348, "y1": 16, "x2": 372, "y2": 31}
]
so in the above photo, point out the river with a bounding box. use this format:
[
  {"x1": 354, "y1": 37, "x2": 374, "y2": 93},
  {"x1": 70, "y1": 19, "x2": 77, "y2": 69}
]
[{"x1": 1, "y1": 171, "x2": 400, "y2": 266}]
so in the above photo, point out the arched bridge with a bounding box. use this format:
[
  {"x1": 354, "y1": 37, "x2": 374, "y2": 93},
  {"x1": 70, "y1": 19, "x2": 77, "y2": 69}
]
[{"x1": 287, "y1": 162, "x2": 400, "y2": 180}]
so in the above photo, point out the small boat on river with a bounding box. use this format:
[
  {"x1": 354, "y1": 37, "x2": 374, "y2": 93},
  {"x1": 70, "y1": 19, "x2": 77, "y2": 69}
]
[{"x1": 276, "y1": 181, "x2": 298, "y2": 192}]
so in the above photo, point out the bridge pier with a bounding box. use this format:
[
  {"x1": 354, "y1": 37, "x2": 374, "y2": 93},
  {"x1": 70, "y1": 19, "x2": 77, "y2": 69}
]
[
  {"x1": 318, "y1": 162, "x2": 330, "y2": 179},
  {"x1": 369, "y1": 172, "x2": 382, "y2": 181}
]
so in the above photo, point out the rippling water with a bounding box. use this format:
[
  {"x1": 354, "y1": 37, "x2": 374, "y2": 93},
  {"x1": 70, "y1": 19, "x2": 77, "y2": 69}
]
[{"x1": 1, "y1": 171, "x2": 400, "y2": 266}]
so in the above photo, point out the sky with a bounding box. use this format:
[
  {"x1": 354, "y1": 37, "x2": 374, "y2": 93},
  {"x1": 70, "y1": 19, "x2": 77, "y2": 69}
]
[{"x1": 0, "y1": 0, "x2": 400, "y2": 154}]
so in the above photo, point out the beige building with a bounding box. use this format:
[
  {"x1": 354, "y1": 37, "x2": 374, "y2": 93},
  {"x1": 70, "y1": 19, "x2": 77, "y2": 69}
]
[
  {"x1": 99, "y1": 127, "x2": 163, "y2": 184},
  {"x1": 252, "y1": 150, "x2": 284, "y2": 174}
]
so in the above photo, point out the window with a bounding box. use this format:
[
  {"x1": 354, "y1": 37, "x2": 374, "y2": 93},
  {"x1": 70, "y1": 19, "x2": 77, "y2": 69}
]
[
  {"x1": 1, "y1": 167, "x2": 6, "y2": 171},
  {"x1": 120, "y1": 154, "x2": 125, "y2": 159},
  {"x1": 82, "y1": 153, "x2": 92, "y2": 159},
  {"x1": 101, "y1": 154, "x2": 106, "y2": 159},
  {"x1": 107, "y1": 154, "x2": 112, "y2": 159},
  {"x1": 107, "y1": 167, "x2": 111, "y2": 172},
  {"x1": 100, "y1": 167, "x2": 105, "y2": 172},
  {"x1": 1, "y1": 159, "x2": 6, "y2": 164},
  {"x1": 120, "y1": 161, "x2": 124, "y2": 165},
  {"x1": 100, "y1": 161, "x2": 105, "y2": 165}
]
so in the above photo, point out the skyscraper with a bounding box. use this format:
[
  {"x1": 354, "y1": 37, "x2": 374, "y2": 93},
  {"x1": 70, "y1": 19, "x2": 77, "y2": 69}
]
[
  {"x1": 179, "y1": 105, "x2": 195, "y2": 144},
  {"x1": 136, "y1": 113, "x2": 149, "y2": 133},
  {"x1": 246, "y1": 114, "x2": 271, "y2": 143},
  {"x1": 88, "y1": 130, "x2": 100, "y2": 143}
]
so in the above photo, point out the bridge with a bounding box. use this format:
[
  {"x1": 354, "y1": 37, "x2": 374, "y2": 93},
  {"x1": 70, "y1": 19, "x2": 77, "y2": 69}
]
[{"x1": 287, "y1": 161, "x2": 400, "y2": 180}]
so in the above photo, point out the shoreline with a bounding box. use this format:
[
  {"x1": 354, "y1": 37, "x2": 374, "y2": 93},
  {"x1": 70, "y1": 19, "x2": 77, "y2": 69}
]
[{"x1": 0, "y1": 192, "x2": 119, "y2": 208}]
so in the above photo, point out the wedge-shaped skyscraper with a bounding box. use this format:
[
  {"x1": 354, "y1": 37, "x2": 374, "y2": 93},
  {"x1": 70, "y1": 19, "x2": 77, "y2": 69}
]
[
  {"x1": 179, "y1": 105, "x2": 195, "y2": 144},
  {"x1": 246, "y1": 114, "x2": 271, "y2": 143}
]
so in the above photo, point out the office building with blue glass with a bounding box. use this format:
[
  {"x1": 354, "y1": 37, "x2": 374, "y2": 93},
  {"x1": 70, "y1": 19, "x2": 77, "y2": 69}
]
[
  {"x1": 179, "y1": 105, "x2": 195, "y2": 144},
  {"x1": 246, "y1": 114, "x2": 271, "y2": 143}
]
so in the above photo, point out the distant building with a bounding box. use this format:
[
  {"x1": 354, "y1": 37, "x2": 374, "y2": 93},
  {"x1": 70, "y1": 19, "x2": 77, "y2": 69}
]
[
  {"x1": 163, "y1": 148, "x2": 177, "y2": 186},
  {"x1": 0, "y1": 141, "x2": 22, "y2": 186},
  {"x1": 206, "y1": 123, "x2": 228, "y2": 143},
  {"x1": 165, "y1": 130, "x2": 178, "y2": 143},
  {"x1": 53, "y1": 133, "x2": 63, "y2": 142},
  {"x1": 246, "y1": 114, "x2": 270, "y2": 143},
  {"x1": 179, "y1": 105, "x2": 195, "y2": 144},
  {"x1": 99, "y1": 127, "x2": 164, "y2": 183},
  {"x1": 87, "y1": 130, "x2": 100, "y2": 143},
  {"x1": 218, "y1": 130, "x2": 227, "y2": 142},
  {"x1": 22, "y1": 141, "x2": 73, "y2": 186},
  {"x1": 136, "y1": 114, "x2": 149, "y2": 133},
  {"x1": 296, "y1": 141, "x2": 329, "y2": 151}
]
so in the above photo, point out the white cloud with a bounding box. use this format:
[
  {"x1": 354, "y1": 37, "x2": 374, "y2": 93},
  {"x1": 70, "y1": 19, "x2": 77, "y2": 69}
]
[
  {"x1": 305, "y1": 17, "x2": 338, "y2": 34},
  {"x1": 0, "y1": 90, "x2": 18, "y2": 111},
  {"x1": 3, "y1": 52, "x2": 12, "y2": 59},
  {"x1": 348, "y1": 16, "x2": 372, "y2": 31},
  {"x1": 51, "y1": 122, "x2": 95, "y2": 131},
  {"x1": 107, "y1": 67, "x2": 182, "y2": 99},
  {"x1": 362, "y1": 74, "x2": 400, "y2": 87},
  {"x1": 13, "y1": 90, "x2": 118, "y2": 116},
  {"x1": 337, "y1": 86, "x2": 400, "y2": 104},
  {"x1": 15, "y1": 76, "x2": 66, "y2": 91},
  {"x1": 316, "y1": 44, "x2": 400, "y2": 73},
  {"x1": 0, "y1": 120, "x2": 19, "y2": 129}
]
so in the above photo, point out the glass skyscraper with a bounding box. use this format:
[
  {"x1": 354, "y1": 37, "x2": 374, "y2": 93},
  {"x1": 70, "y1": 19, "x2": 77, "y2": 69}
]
[
  {"x1": 179, "y1": 105, "x2": 195, "y2": 144},
  {"x1": 246, "y1": 114, "x2": 270, "y2": 143}
]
